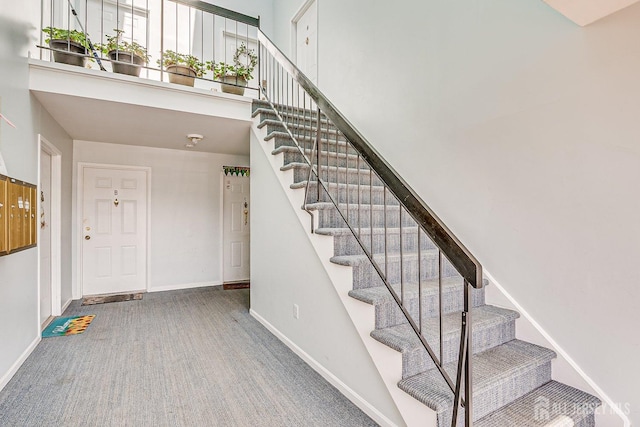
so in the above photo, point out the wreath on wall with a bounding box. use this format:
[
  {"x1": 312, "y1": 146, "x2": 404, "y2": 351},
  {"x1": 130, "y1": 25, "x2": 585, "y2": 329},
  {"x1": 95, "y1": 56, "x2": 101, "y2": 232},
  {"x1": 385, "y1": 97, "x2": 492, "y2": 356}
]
[{"x1": 223, "y1": 166, "x2": 250, "y2": 177}]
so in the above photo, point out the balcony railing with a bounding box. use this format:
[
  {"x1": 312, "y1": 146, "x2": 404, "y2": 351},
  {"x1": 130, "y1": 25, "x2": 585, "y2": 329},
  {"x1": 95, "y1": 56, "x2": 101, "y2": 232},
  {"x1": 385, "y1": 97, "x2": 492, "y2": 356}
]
[{"x1": 39, "y1": 0, "x2": 261, "y2": 96}]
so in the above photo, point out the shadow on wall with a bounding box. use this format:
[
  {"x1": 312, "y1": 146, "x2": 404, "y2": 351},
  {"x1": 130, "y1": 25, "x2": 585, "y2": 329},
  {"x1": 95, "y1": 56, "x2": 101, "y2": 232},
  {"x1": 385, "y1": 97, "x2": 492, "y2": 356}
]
[{"x1": 0, "y1": 15, "x2": 36, "y2": 61}]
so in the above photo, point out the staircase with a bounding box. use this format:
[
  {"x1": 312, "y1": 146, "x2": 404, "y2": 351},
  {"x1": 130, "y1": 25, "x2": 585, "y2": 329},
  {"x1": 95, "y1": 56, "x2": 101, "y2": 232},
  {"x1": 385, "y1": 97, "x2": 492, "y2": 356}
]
[{"x1": 251, "y1": 99, "x2": 601, "y2": 426}]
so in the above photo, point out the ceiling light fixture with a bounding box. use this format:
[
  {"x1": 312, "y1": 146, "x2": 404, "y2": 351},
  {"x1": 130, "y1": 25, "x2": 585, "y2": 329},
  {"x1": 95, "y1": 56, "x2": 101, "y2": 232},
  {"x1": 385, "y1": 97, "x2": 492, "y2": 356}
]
[{"x1": 185, "y1": 133, "x2": 204, "y2": 148}]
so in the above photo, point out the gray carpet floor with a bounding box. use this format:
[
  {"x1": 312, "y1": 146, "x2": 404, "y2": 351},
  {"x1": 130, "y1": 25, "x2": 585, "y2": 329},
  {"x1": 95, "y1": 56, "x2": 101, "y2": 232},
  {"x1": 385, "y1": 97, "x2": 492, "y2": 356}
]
[{"x1": 0, "y1": 287, "x2": 378, "y2": 427}]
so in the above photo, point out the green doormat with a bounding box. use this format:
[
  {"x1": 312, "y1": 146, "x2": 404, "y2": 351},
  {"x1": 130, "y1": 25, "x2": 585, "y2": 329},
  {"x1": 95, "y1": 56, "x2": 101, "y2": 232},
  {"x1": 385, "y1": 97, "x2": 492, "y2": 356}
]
[{"x1": 42, "y1": 315, "x2": 95, "y2": 338}]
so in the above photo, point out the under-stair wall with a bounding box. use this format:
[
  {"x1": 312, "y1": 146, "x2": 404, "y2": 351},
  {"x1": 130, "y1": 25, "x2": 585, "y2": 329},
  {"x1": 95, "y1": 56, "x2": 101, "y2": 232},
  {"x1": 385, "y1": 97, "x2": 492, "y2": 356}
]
[{"x1": 249, "y1": 129, "x2": 407, "y2": 427}]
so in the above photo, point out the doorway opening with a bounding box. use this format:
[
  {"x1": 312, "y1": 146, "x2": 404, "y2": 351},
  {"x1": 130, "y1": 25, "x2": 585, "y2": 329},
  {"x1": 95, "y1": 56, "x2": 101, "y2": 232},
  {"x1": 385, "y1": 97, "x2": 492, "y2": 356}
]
[
  {"x1": 291, "y1": 0, "x2": 318, "y2": 85},
  {"x1": 38, "y1": 135, "x2": 62, "y2": 329}
]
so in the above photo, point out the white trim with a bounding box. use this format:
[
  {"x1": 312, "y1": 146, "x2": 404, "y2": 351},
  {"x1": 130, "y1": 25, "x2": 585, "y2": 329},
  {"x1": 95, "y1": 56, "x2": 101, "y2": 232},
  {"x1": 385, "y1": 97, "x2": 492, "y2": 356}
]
[
  {"x1": 61, "y1": 298, "x2": 72, "y2": 314},
  {"x1": 250, "y1": 308, "x2": 399, "y2": 427},
  {"x1": 484, "y1": 270, "x2": 632, "y2": 427},
  {"x1": 147, "y1": 281, "x2": 222, "y2": 293},
  {"x1": 0, "y1": 335, "x2": 41, "y2": 392},
  {"x1": 38, "y1": 135, "x2": 63, "y2": 322},
  {"x1": 76, "y1": 162, "x2": 152, "y2": 297},
  {"x1": 221, "y1": 172, "x2": 251, "y2": 284},
  {"x1": 219, "y1": 171, "x2": 225, "y2": 285}
]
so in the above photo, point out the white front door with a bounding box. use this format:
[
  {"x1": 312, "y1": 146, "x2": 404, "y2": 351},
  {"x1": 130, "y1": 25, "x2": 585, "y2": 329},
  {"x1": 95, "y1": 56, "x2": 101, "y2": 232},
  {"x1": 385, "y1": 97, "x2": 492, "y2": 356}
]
[
  {"x1": 295, "y1": 0, "x2": 318, "y2": 84},
  {"x1": 82, "y1": 166, "x2": 148, "y2": 296},
  {"x1": 223, "y1": 175, "x2": 250, "y2": 283},
  {"x1": 39, "y1": 149, "x2": 52, "y2": 326}
]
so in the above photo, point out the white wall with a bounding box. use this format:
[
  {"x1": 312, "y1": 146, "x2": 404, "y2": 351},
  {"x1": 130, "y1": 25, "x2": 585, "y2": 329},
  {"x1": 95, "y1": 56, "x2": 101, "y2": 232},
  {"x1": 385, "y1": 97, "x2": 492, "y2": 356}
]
[
  {"x1": 249, "y1": 130, "x2": 405, "y2": 426},
  {"x1": 203, "y1": 0, "x2": 274, "y2": 36},
  {"x1": 73, "y1": 140, "x2": 248, "y2": 294},
  {"x1": 0, "y1": 0, "x2": 74, "y2": 389},
  {"x1": 271, "y1": 0, "x2": 639, "y2": 424}
]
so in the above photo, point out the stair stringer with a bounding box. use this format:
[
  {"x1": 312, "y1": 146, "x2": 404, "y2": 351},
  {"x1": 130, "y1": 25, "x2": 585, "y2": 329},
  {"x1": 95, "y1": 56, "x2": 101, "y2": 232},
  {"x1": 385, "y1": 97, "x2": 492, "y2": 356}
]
[{"x1": 251, "y1": 121, "x2": 438, "y2": 427}]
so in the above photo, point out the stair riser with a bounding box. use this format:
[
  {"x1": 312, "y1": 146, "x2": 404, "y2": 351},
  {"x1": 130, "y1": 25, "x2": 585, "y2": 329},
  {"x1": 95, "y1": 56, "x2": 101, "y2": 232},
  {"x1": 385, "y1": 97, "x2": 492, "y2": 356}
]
[
  {"x1": 374, "y1": 287, "x2": 485, "y2": 329},
  {"x1": 280, "y1": 149, "x2": 366, "y2": 170},
  {"x1": 271, "y1": 135, "x2": 359, "y2": 156},
  {"x1": 258, "y1": 110, "x2": 339, "y2": 132},
  {"x1": 351, "y1": 253, "x2": 460, "y2": 290},
  {"x1": 331, "y1": 230, "x2": 437, "y2": 257},
  {"x1": 402, "y1": 320, "x2": 516, "y2": 378},
  {"x1": 303, "y1": 182, "x2": 400, "y2": 206},
  {"x1": 315, "y1": 205, "x2": 416, "y2": 229},
  {"x1": 436, "y1": 362, "x2": 553, "y2": 427},
  {"x1": 291, "y1": 166, "x2": 383, "y2": 187},
  {"x1": 266, "y1": 123, "x2": 347, "y2": 143}
]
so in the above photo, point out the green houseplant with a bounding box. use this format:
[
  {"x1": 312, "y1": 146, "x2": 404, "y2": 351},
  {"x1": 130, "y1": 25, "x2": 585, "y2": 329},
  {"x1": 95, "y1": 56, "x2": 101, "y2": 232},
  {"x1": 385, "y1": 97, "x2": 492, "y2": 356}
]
[
  {"x1": 97, "y1": 29, "x2": 149, "y2": 77},
  {"x1": 157, "y1": 50, "x2": 205, "y2": 87},
  {"x1": 207, "y1": 43, "x2": 257, "y2": 95},
  {"x1": 43, "y1": 27, "x2": 90, "y2": 67}
]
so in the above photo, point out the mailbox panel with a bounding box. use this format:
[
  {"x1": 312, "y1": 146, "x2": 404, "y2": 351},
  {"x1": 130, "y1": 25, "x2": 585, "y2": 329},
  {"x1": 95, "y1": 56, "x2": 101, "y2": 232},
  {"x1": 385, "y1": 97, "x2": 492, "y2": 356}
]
[{"x1": 0, "y1": 176, "x2": 6, "y2": 255}]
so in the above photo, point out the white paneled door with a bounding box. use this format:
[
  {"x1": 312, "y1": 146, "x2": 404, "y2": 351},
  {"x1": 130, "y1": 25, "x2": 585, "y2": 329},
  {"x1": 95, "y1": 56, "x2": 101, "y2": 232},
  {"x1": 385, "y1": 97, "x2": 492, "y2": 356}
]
[
  {"x1": 223, "y1": 175, "x2": 250, "y2": 283},
  {"x1": 82, "y1": 167, "x2": 147, "y2": 296},
  {"x1": 295, "y1": 0, "x2": 318, "y2": 84}
]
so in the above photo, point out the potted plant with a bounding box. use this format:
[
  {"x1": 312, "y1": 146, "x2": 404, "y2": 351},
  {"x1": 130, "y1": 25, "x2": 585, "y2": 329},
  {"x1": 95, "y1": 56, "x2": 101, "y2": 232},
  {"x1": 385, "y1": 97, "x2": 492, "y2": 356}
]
[
  {"x1": 207, "y1": 43, "x2": 257, "y2": 95},
  {"x1": 157, "y1": 50, "x2": 205, "y2": 87},
  {"x1": 43, "y1": 27, "x2": 90, "y2": 67},
  {"x1": 97, "y1": 29, "x2": 149, "y2": 77}
]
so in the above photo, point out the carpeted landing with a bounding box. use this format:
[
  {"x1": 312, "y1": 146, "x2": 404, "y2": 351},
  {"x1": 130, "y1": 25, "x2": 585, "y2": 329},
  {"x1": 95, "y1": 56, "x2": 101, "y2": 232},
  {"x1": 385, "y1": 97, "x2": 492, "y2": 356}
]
[{"x1": 0, "y1": 287, "x2": 377, "y2": 427}]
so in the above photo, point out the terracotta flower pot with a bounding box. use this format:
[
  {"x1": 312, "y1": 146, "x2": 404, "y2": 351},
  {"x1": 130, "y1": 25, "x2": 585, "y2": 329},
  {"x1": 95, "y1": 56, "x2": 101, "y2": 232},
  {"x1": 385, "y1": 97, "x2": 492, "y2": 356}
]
[
  {"x1": 49, "y1": 39, "x2": 88, "y2": 67},
  {"x1": 109, "y1": 50, "x2": 144, "y2": 77},
  {"x1": 166, "y1": 65, "x2": 197, "y2": 87},
  {"x1": 220, "y1": 75, "x2": 247, "y2": 96}
]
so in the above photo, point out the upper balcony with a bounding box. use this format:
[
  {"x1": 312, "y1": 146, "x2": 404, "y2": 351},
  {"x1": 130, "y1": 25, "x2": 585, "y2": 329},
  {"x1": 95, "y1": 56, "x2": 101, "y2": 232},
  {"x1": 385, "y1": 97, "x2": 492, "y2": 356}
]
[{"x1": 30, "y1": 0, "x2": 261, "y2": 155}]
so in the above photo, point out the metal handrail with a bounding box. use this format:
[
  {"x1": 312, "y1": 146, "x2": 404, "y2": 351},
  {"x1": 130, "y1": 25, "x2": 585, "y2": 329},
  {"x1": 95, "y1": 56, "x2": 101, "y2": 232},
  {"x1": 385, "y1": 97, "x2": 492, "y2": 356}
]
[{"x1": 258, "y1": 31, "x2": 482, "y2": 290}]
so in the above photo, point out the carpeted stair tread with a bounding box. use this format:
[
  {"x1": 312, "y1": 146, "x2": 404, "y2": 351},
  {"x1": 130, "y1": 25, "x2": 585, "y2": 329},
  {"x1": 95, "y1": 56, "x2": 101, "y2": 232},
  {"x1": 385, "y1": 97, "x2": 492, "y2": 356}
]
[
  {"x1": 348, "y1": 276, "x2": 464, "y2": 304},
  {"x1": 252, "y1": 107, "x2": 334, "y2": 127},
  {"x1": 371, "y1": 305, "x2": 519, "y2": 353},
  {"x1": 281, "y1": 162, "x2": 372, "y2": 175},
  {"x1": 475, "y1": 381, "x2": 601, "y2": 427},
  {"x1": 264, "y1": 134, "x2": 357, "y2": 154},
  {"x1": 398, "y1": 340, "x2": 556, "y2": 416},
  {"x1": 272, "y1": 145, "x2": 361, "y2": 162},
  {"x1": 331, "y1": 250, "x2": 446, "y2": 268},
  {"x1": 306, "y1": 202, "x2": 405, "y2": 212},
  {"x1": 316, "y1": 227, "x2": 421, "y2": 236},
  {"x1": 258, "y1": 118, "x2": 339, "y2": 134}
]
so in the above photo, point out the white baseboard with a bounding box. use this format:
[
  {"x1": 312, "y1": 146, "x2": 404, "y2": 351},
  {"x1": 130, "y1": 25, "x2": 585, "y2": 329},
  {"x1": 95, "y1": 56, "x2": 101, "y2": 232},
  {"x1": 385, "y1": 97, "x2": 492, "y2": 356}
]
[
  {"x1": 61, "y1": 298, "x2": 72, "y2": 314},
  {"x1": 250, "y1": 308, "x2": 399, "y2": 427},
  {"x1": 0, "y1": 334, "x2": 41, "y2": 392},
  {"x1": 484, "y1": 270, "x2": 631, "y2": 427},
  {"x1": 147, "y1": 281, "x2": 222, "y2": 293}
]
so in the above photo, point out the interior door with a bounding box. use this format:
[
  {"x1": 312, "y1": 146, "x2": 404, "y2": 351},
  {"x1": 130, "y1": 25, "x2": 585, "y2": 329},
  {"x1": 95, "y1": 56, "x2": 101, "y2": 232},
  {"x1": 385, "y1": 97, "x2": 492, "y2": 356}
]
[
  {"x1": 295, "y1": 1, "x2": 318, "y2": 84},
  {"x1": 223, "y1": 175, "x2": 250, "y2": 283},
  {"x1": 40, "y1": 149, "x2": 52, "y2": 326},
  {"x1": 82, "y1": 167, "x2": 147, "y2": 296}
]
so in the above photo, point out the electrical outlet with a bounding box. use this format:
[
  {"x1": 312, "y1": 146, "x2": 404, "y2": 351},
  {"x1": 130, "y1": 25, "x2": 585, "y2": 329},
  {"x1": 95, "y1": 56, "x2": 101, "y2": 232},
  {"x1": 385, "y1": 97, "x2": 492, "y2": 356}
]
[{"x1": 293, "y1": 304, "x2": 299, "y2": 319}]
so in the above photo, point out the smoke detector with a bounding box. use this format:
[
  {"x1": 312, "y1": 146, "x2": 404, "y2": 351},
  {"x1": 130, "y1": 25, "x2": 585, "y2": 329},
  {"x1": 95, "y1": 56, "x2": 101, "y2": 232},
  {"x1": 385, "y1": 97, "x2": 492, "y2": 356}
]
[{"x1": 185, "y1": 133, "x2": 204, "y2": 148}]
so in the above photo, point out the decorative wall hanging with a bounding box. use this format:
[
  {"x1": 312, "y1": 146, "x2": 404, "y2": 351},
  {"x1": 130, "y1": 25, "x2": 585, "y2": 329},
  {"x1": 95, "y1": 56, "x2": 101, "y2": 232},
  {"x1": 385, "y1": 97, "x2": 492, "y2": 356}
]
[{"x1": 223, "y1": 166, "x2": 250, "y2": 177}]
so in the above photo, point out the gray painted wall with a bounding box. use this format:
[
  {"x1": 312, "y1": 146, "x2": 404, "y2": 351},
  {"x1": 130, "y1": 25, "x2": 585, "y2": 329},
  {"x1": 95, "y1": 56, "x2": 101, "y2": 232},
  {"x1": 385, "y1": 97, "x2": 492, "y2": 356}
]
[
  {"x1": 0, "y1": 0, "x2": 74, "y2": 386},
  {"x1": 268, "y1": 0, "x2": 639, "y2": 423}
]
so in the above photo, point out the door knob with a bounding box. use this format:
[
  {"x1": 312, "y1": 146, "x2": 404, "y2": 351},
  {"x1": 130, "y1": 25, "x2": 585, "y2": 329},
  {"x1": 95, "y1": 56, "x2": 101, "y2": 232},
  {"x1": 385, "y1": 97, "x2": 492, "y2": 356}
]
[{"x1": 85, "y1": 235, "x2": 91, "y2": 240}]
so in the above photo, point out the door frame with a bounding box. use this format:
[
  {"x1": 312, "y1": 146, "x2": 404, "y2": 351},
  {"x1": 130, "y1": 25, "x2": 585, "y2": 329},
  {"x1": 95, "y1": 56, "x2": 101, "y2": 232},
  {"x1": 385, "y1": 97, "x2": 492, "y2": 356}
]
[
  {"x1": 76, "y1": 162, "x2": 152, "y2": 297},
  {"x1": 290, "y1": 0, "x2": 318, "y2": 72},
  {"x1": 220, "y1": 171, "x2": 250, "y2": 284},
  {"x1": 38, "y1": 135, "x2": 62, "y2": 321}
]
